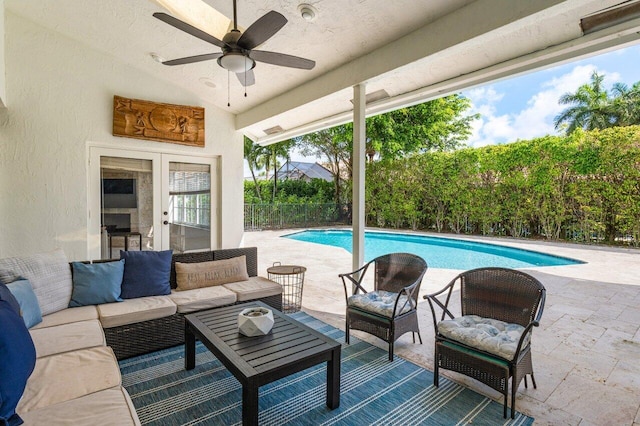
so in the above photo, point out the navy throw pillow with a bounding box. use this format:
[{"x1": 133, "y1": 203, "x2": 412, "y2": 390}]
[
  {"x1": 0, "y1": 282, "x2": 21, "y2": 316},
  {"x1": 119, "y1": 250, "x2": 172, "y2": 299},
  {"x1": 0, "y1": 300, "x2": 37, "y2": 426}
]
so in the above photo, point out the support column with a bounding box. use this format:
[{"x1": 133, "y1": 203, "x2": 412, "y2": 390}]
[{"x1": 352, "y1": 83, "x2": 366, "y2": 273}]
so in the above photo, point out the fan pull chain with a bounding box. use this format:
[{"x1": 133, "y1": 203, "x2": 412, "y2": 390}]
[
  {"x1": 227, "y1": 70, "x2": 231, "y2": 107},
  {"x1": 244, "y1": 57, "x2": 248, "y2": 97}
]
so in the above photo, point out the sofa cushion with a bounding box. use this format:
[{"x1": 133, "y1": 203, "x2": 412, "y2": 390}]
[
  {"x1": 347, "y1": 290, "x2": 411, "y2": 318},
  {"x1": 169, "y1": 286, "x2": 237, "y2": 314},
  {"x1": 0, "y1": 300, "x2": 37, "y2": 426},
  {"x1": 97, "y1": 296, "x2": 177, "y2": 329},
  {"x1": 223, "y1": 276, "x2": 283, "y2": 302},
  {"x1": 437, "y1": 314, "x2": 529, "y2": 360},
  {"x1": 18, "y1": 346, "x2": 121, "y2": 414},
  {"x1": 70, "y1": 260, "x2": 125, "y2": 307},
  {"x1": 0, "y1": 249, "x2": 72, "y2": 315},
  {"x1": 0, "y1": 268, "x2": 21, "y2": 285},
  {"x1": 8, "y1": 279, "x2": 43, "y2": 328},
  {"x1": 175, "y1": 255, "x2": 249, "y2": 291},
  {"x1": 30, "y1": 306, "x2": 99, "y2": 330},
  {"x1": 18, "y1": 387, "x2": 140, "y2": 426},
  {"x1": 30, "y1": 319, "x2": 106, "y2": 358},
  {"x1": 120, "y1": 250, "x2": 172, "y2": 299}
]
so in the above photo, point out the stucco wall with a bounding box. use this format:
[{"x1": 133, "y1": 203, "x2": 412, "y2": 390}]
[{"x1": 0, "y1": 12, "x2": 244, "y2": 260}]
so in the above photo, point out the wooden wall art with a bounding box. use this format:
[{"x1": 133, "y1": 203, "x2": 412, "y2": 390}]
[{"x1": 113, "y1": 95, "x2": 205, "y2": 147}]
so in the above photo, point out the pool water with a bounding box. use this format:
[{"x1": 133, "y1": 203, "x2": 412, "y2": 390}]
[{"x1": 284, "y1": 229, "x2": 584, "y2": 269}]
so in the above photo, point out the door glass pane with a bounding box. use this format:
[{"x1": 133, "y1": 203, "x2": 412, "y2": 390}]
[
  {"x1": 100, "y1": 157, "x2": 153, "y2": 259},
  {"x1": 168, "y1": 162, "x2": 211, "y2": 253}
]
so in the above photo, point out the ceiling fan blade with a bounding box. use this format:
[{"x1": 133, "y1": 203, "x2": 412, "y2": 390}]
[
  {"x1": 153, "y1": 12, "x2": 227, "y2": 49},
  {"x1": 162, "y1": 53, "x2": 223, "y2": 66},
  {"x1": 250, "y1": 50, "x2": 315, "y2": 70},
  {"x1": 236, "y1": 69, "x2": 256, "y2": 87},
  {"x1": 237, "y1": 11, "x2": 287, "y2": 50}
]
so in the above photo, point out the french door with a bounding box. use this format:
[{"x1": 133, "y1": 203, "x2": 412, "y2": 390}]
[{"x1": 88, "y1": 147, "x2": 219, "y2": 259}]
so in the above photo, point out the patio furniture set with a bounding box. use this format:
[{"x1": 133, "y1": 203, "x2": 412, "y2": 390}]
[
  {"x1": 341, "y1": 253, "x2": 545, "y2": 419},
  {"x1": 1, "y1": 246, "x2": 545, "y2": 425},
  {"x1": 0, "y1": 247, "x2": 282, "y2": 425}
]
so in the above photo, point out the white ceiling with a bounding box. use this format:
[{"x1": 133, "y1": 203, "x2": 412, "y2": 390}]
[{"x1": 6, "y1": 0, "x2": 640, "y2": 144}]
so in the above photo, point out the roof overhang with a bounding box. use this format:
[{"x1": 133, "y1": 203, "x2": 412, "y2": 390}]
[{"x1": 237, "y1": 0, "x2": 640, "y2": 145}]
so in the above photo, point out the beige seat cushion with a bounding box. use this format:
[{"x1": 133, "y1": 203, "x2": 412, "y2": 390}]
[
  {"x1": 19, "y1": 387, "x2": 140, "y2": 426},
  {"x1": 30, "y1": 319, "x2": 106, "y2": 358},
  {"x1": 223, "y1": 276, "x2": 283, "y2": 302},
  {"x1": 169, "y1": 286, "x2": 237, "y2": 314},
  {"x1": 18, "y1": 346, "x2": 121, "y2": 413},
  {"x1": 30, "y1": 305, "x2": 99, "y2": 330},
  {"x1": 98, "y1": 295, "x2": 177, "y2": 328}
]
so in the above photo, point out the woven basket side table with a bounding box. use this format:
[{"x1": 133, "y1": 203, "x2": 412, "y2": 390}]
[{"x1": 267, "y1": 263, "x2": 307, "y2": 313}]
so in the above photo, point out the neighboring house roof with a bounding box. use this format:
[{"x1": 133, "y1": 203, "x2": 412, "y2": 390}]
[{"x1": 275, "y1": 161, "x2": 334, "y2": 182}]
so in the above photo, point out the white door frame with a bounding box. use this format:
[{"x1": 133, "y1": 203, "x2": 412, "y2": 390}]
[
  {"x1": 160, "y1": 153, "x2": 219, "y2": 252},
  {"x1": 87, "y1": 144, "x2": 219, "y2": 259}
]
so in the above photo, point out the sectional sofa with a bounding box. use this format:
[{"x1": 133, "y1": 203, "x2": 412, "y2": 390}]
[{"x1": 0, "y1": 247, "x2": 282, "y2": 426}]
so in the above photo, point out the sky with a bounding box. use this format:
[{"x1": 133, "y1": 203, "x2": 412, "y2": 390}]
[
  {"x1": 463, "y1": 43, "x2": 640, "y2": 147},
  {"x1": 247, "y1": 43, "x2": 640, "y2": 176}
]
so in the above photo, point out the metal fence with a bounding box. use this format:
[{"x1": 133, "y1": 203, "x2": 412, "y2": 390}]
[{"x1": 244, "y1": 203, "x2": 350, "y2": 231}]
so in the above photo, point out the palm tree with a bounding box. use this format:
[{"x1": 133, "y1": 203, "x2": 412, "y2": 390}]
[
  {"x1": 268, "y1": 140, "x2": 295, "y2": 199},
  {"x1": 244, "y1": 137, "x2": 266, "y2": 202},
  {"x1": 554, "y1": 71, "x2": 616, "y2": 134},
  {"x1": 610, "y1": 81, "x2": 640, "y2": 126}
]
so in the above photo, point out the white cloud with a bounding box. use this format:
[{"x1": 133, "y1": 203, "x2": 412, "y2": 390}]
[{"x1": 464, "y1": 64, "x2": 622, "y2": 148}]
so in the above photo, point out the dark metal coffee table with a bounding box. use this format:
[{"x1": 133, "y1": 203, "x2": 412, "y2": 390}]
[{"x1": 184, "y1": 301, "x2": 341, "y2": 426}]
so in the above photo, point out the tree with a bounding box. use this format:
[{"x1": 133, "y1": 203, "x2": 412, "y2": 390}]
[
  {"x1": 267, "y1": 139, "x2": 295, "y2": 199},
  {"x1": 295, "y1": 124, "x2": 353, "y2": 206},
  {"x1": 366, "y1": 95, "x2": 478, "y2": 160},
  {"x1": 294, "y1": 93, "x2": 477, "y2": 205},
  {"x1": 610, "y1": 81, "x2": 640, "y2": 126},
  {"x1": 244, "y1": 137, "x2": 266, "y2": 202},
  {"x1": 554, "y1": 71, "x2": 616, "y2": 134}
]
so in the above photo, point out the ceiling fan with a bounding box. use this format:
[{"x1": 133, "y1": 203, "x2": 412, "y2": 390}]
[{"x1": 153, "y1": 0, "x2": 316, "y2": 87}]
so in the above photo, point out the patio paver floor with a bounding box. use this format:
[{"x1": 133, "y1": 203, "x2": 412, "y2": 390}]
[{"x1": 244, "y1": 228, "x2": 640, "y2": 425}]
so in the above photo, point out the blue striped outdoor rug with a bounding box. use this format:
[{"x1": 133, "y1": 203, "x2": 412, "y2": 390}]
[{"x1": 119, "y1": 312, "x2": 534, "y2": 425}]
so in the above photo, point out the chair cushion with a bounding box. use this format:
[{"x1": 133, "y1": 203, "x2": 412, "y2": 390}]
[
  {"x1": 0, "y1": 249, "x2": 72, "y2": 315},
  {"x1": 97, "y1": 296, "x2": 177, "y2": 328},
  {"x1": 18, "y1": 387, "x2": 140, "y2": 426},
  {"x1": 438, "y1": 315, "x2": 529, "y2": 360},
  {"x1": 175, "y1": 256, "x2": 249, "y2": 291},
  {"x1": 169, "y1": 286, "x2": 237, "y2": 314},
  {"x1": 7, "y1": 279, "x2": 43, "y2": 328},
  {"x1": 18, "y1": 346, "x2": 121, "y2": 413},
  {"x1": 30, "y1": 306, "x2": 99, "y2": 330},
  {"x1": 347, "y1": 290, "x2": 411, "y2": 318},
  {"x1": 0, "y1": 300, "x2": 37, "y2": 426},
  {"x1": 70, "y1": 260, "x2": 125, "y2": 307},
  {"x1": 120, "y1": 250, "x2": 172, "y2": 299},
  {"x1": 223, "y1": 276, "x2": 282, "y2": 302},
  {"x1": 30, "y1": 319, "x2": 106, "y2": 358}
]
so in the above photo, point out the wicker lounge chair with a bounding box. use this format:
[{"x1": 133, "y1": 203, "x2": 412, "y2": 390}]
[
  {"x1": 423, "y1": 267, "x2": 546, "y2": 418},
  {"x1": 340, "y1": 253, "x2": 428, "y2": 361}
]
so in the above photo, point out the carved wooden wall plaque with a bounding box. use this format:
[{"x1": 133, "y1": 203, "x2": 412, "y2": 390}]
[{"x1": 113, "y1": 95, "x2": 205, "y2": 147}]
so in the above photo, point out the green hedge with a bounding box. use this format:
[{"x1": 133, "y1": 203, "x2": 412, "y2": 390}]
[{"x1": 366, "y1": 126, "x2": 640, "y2": 245}]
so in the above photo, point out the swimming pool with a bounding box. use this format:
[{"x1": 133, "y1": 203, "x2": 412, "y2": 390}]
[{"x1": 283, "y1": 229, "x2": 584, "y2": 269}]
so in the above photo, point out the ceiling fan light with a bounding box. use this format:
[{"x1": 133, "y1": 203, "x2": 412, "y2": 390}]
[{"x1": 218, "y1": 53, "x2": 255, "y2": 73}]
